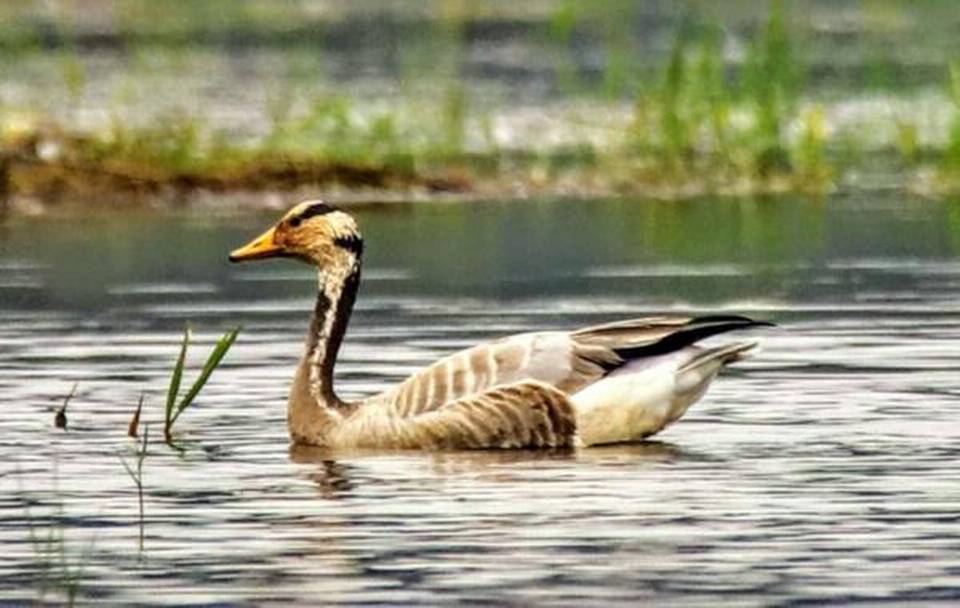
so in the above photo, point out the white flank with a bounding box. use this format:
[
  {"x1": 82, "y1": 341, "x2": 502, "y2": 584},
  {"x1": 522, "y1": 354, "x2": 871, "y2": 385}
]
[{"x1": 572, "y1": 342, "x2": 757, "y2": 446}]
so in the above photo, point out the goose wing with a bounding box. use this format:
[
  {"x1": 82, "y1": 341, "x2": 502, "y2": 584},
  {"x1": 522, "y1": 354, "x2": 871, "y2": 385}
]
[
  {"x1": 378, "y1": 331, "x2": 616, "y2": 418},
  {"x1": 378, "y1": 315, "x2": 764, "y2": 418},
  {"x1": 398, "y1": 380, "x2": 577, "y2": 449}
]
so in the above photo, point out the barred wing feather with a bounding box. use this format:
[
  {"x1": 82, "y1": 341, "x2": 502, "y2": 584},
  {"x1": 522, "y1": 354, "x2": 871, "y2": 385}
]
[{"x1": 379, "y1": 332, "x2": 618, "y2": 418}]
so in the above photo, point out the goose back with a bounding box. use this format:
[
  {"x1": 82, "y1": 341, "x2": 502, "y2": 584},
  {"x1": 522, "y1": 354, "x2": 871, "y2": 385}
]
[
  {"x1": 371, "y1": 332, "x2": 617, "y2": 418},
  {"x1": 370, "y1": 315, "x2": 762, "y2": 420}
]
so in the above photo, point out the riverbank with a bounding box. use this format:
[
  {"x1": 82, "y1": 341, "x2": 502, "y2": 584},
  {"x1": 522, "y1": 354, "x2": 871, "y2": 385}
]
[{"x1": 0, "y1": 103, "x2": 954, "y2": 213}]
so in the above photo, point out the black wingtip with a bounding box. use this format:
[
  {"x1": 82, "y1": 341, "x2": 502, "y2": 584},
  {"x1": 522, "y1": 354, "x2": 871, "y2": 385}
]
[
  {"x1": 614, "y1": 314, "x2": 774, "y2": 361},
  {"x1": 689, "y1": 314, "x2": 775, "y2": 328}
]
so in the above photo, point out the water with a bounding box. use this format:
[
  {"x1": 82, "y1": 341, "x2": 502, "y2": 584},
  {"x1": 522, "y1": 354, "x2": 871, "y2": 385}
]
[{"x1": 1, "y1": 195, "x2": 960, "y2": 605}]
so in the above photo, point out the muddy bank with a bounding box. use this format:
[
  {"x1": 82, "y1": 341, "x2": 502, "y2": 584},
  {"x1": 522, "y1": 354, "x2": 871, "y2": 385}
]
[{"x1": 0, "y1": 147, "x2": 837, "y2": 216}]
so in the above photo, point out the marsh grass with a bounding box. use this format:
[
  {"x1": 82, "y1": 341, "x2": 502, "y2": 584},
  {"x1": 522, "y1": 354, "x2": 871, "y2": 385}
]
[
  {"x1": 265, "y1": 97, "x2": 417, "y2": 171},
  {"x1": 95, "y1": 114, "x2": 212, "y2": 176},
  {"x1": 925, "y1": 61, "x2": 960, "y2": 191},
  {"x1": 944, "y1": 62, "x2": 960, "y2": 170},
  {"x1": 895, "y1": 120, "x2": 920, "y2": 165},
  {"x1": 791, "y1": 106, "x2": 832, "y2": 185},
  {"x1": 622, "y1": 2, "x2": 829, "y2": 193},
  {"x1": 740, "y1": 0, "x2": 803, "y2": 161},
  {"x1": 0, "y1": 0, "x2": 837, "y2": 199},
  {"x1": 59, "y1": 49, "x2": 86, "y2": 104},
  {"x1": 119, "y1": 424, "x2": 149, "y2": 554},
  {"x1": 9, "y1": 0, "x2": 960, "y2": 198},
  {"x1": 439, "y1": 85, "x2": 469, "y2": 159},
  {"x1": 26, "y1": 506, "x2": 86, "y2": 606},
  {"x1": 18, "y1": 465, "x2": 91, "y2": 607},
  {"x1": 547, "y1": 0, "x2": 584, "y2": 96},
  {"x1": 163, "y1": 326, "x2": 239, "y2": 443}
]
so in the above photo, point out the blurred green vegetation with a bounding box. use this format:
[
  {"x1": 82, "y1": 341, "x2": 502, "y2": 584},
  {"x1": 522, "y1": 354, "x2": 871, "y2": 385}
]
[
  {"x1": 622, "y1": 4, "x2": 829, "y2": 193},
  {"x1": 3, "y1": 0, "x2": 960, "y2": 200}
]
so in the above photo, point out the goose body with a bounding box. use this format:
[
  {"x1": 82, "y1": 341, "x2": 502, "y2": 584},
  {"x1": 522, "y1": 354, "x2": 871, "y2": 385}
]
[{"x1": 230, "y1": 201, "x2": 768, "y2": 450}]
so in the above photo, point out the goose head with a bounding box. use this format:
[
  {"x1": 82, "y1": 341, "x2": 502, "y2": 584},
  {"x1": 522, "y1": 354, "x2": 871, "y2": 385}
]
[{"x1": 229, "y1": 201, "x2": 363, "y2": 268}]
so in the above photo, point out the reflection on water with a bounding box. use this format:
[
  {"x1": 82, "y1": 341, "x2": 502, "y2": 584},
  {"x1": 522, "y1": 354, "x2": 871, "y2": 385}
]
[{"x1": 1, "y1": 195, "x2": 959, "y2": 604}]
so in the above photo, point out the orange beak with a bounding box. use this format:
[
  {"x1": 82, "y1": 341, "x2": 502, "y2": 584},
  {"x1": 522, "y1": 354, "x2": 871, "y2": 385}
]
[{"x1": 229, "y1": 225, "x2": 284, "y2": 262}]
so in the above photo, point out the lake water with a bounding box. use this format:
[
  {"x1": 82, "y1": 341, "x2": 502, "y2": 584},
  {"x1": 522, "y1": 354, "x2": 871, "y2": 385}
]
[{"x1": 1, "y1": 194, "x2": 959, "y2": 605}]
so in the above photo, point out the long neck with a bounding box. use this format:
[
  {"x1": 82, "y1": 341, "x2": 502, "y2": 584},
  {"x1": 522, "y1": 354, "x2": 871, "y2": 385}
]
[{"x1": 305, "y1": 255, "x2": 361, "y2": 408}]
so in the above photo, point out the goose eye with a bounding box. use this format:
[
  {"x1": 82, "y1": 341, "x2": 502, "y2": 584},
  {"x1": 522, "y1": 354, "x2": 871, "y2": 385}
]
[{"x1": 289, "y1": 217, "x2": 302, "y2": 228}]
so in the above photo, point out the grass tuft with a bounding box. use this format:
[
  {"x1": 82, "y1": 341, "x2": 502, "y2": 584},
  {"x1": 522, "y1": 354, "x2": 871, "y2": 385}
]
[
  {"x1": 163, "y1": 326, "x2": 240, "y2": 443},
  {"x1": 19, "y1": 465, "x2": 90, "y2": 606}
]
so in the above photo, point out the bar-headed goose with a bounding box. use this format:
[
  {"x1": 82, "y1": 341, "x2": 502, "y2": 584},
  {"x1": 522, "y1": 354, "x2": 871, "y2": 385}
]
[{"x1": 230, "y1": 201, "x2": 769, "y2": 449}]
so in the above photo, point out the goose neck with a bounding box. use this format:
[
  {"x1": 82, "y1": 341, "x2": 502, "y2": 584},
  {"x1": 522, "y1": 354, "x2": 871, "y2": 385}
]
[{"x1": 306, "y1": 257, "x2": 361, "y2": 408}]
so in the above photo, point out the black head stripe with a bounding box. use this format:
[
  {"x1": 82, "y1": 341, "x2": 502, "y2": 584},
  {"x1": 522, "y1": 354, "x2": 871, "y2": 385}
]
[
  {"x1": 334, "y1": 234, "x2": 364, "y2": 256},
  {"x1": 297, "y1": 202, "x2": 337, "y2": 221}
]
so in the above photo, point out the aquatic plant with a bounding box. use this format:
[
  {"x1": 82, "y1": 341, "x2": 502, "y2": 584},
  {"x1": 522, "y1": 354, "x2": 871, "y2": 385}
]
[
  {"x1": 163, "y1": 326, "x2": 240, "y2": 443},
  {"x1": 902, "y1": 60, "x2": 960, "y2": 192},
  {"x1": 893, "y1": 119, "x2": 920, "y2": 166},
  {"x1": 9, "y1": 0, "x2": 954, "y2": 200},
  {"x1": 96, "y1": 114, "x2": 210, "y2": 175},
  {"x1": 54, "y1": 383, "x2": 77, "y2": 430},
  {"x1": 925, "y1": 61, "x2": 960, "y2": 191},
  {"x1": 440, "y1": 85, "x2": 469, "y2": 158},
  {"x1": 119, "y1": 424, "x2": 149, "y2": 554},
  {"x1": 739, "y1": 0, "x2": 802, "y2": 171},
  {"x1": 19, "y1": 466, "x2": 90, "y2": 607},
  {"x1": 596, "y1": 2, "x2": 639, "y2": 100},
  {"x1": 944, "y1": 62, "x2": 960, "y2": 170},
  {"x1": 622, "y1": 1, "x2": 831, "y2": 193},
  {"x1": 547, "y1": 0, "x2": 584, "y2": 95},
  {"x1": 790, "y1": 106, "x2": 832, "y2": 189},
  {"x1": 127, "y1": 392, "x2": 144, "y2": 438},
  {"x1": 59, "y1": 50, "x2": 86, "y2": 104},
  {"x1": 266, "y1": 96, "x2": 411, "y2": 170},
  {"x1": 626, "y1": 25, "x2": 732, "y2": 180},
  {"x1": 27, "y1": 509, "x2": 85, "y2": 606}
]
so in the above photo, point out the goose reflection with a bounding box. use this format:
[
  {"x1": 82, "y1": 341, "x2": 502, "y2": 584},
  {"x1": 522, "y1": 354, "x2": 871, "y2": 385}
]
[
  {"x1": 288, "y1": 447, "x2": 356, "y2": 499},
  {"x1": 289, "y1": 440, "x2": 703, "y2": 498}
]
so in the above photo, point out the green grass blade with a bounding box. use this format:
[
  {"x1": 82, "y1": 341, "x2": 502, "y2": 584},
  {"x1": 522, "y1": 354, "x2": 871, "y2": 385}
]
[
  {"x1": 171, "y1": 327, "x2": 240, "y2": 424},
  {"x1": 165, "y1": 327, "x2": 191, "y2": 431}
]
